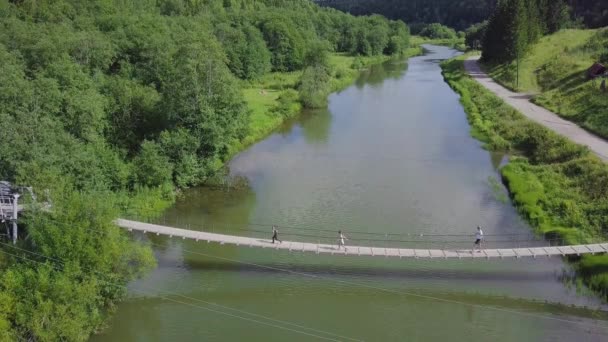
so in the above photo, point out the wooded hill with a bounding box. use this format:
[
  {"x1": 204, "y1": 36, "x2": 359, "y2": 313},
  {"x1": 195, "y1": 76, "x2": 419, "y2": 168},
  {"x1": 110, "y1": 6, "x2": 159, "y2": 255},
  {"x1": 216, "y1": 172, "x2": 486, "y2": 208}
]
[{"x1": 315, "y1": 0, "x2": 608, "y2": 30}]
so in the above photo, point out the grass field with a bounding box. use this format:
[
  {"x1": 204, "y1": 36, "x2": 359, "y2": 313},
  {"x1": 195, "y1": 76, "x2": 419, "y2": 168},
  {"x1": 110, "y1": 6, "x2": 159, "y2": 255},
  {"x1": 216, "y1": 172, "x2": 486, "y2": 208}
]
[
  {"x1": 484, "y1": 28, "x2": 608, "y2": 138},
  {"x1": 442, "y1": 55, "x2": 608, "y2": 299}
]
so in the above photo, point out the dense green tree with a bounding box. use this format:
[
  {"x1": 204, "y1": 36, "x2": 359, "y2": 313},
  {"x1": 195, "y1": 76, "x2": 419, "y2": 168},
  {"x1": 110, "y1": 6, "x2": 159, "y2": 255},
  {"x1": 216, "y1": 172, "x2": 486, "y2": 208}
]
[
  {"x1": 164, "y1": 39, "x2": 249, "y2": 158},
  {"x1": 103, "y1": 77, "x2": 161, "y2": 153},
  {"x1": 134, "y1": 140, "x2": 173, "y2": 187},
  {"x1": 299, "y1": 65, "x2": 332, "y2": 108},
  {"x1": 385, "y1": 20, "x2": 410, "y2": 55},
  {"x1": 259, "y1": 16, "x2": 306, "y2": 71},
  {"x1": 304, "y1": 40, "x2": 331, "y2": 68},
  {"x1": 367, "y1": 16, "x2": 390, "y2": 55},
  {"x1": 316, "y1": 0, "x2": 605, "y2": 29},
  {"x1": 214, "y1": 22, "x2": 271, "y2": 79},
  {"x1": 159, "y1": 129, "x2": 202, "y2": 187},
  {"x1": 465, "y1": 21, "x2": 488, "y2": 50},
  {"x1": 482, "y1": 0, "x2": 532, "y2": 62},
  {"x1": 316, "y1": 0, "x2": 497, "y2": 30},
  {"x1": 419, "y1": 23, "x2": 458, "y2": 39}
]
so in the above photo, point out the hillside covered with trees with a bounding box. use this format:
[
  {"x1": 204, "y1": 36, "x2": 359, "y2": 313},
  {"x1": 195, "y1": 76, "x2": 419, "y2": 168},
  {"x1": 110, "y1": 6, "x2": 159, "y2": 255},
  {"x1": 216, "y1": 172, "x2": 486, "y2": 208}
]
[
  {"x1": 316, "y1": 0, "x2": 496, "y2": 30},
  {"x1": 0, "y1": 0, "x2": 411, "y2": 340},
  {"x1": 315, "y1": 0, "x2": 608, "y2": 30},
  {"x1": 481, "y1": 0, "x2": 571, "y2": 62}
]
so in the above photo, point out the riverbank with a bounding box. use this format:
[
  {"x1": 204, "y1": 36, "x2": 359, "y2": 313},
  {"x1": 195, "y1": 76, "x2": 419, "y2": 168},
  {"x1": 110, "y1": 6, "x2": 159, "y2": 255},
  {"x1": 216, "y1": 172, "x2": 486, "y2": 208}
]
[
  {"x1": 465, "y1": 56, "x2": 608, "y2": 161},
  {"x1": 482, "y1": 28, "x2": 608, "y2": 139},
  {"x1": 441, "y1": 55, "x2": 608, "y2": 299}
]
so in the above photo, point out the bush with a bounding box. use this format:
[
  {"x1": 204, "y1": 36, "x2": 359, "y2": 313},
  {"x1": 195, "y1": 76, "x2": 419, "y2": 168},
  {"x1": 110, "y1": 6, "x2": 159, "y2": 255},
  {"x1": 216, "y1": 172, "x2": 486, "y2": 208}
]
[
  {"x1": 419, "y1": 23, "x2": 457, "y2": 40},
  {"x1": 134, "y1": 140, "x2": 173, "y2": 188},
  {"x1": 272, "y1": 89, "x2": 300, "y2": 117},
  {"x1": 465, "y1": 21, "x2": 487, "y2": 50},
  {"x1": 299, "y1": 66, "x2": 331, "y2": 108}
]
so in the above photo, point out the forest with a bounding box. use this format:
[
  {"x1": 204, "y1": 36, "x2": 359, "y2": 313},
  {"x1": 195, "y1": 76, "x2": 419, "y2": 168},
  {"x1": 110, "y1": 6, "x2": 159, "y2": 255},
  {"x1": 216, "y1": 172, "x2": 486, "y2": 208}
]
[
  {"x1": 0, "y1": 0, "x2": 410, "y2": 340},
  {"x1": 315, "y1": 0, "x2": 608, "y2": 30},
  {"x1": 481, "y1": 0, "x2": 571, "y2": 62}
]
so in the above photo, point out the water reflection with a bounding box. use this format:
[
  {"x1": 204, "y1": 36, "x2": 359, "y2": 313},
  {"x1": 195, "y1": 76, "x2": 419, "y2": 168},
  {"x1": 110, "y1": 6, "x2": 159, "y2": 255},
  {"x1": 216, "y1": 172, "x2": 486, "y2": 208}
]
[
  {"x1": 355, "y1": 58, "x2": 409, "y2": 88},
  {"x1": 301, "y1": 108, "x2": 332, "y2": 145}
]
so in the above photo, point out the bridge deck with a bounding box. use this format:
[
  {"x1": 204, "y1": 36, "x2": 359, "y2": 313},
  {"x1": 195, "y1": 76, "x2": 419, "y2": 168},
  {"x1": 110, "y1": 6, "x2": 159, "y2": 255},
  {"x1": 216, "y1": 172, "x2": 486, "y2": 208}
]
[{"x1": 116, "y1": 219, "x2": 608, "y2": 259}]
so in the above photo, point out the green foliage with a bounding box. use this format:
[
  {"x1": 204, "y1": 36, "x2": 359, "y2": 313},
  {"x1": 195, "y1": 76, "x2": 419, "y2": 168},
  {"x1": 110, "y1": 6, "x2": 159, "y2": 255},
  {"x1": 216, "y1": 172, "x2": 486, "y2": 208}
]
[
  {"x1": 214, "y1": 22, "x2": 272, "y2": 80},
  {"x1": 486, "y1": 28, "x2": 608, "y2": 138},
  {"x1": 419, "y1": 23, "x2": 458, "y2": 40},
  {"x1": 134, "y1": 140, "x2": 173, "y2": 188},
  {"x1": 318, "y1": 0, "x2": 605, "y2": 30},
  {"x1": 316, "y1": 0, "x2": 497, "y2": 31},
  {"x1": 442, "y1": 56, "x2": 608, "y2": 299},
  {"x1": 304, "y1": 40, "x2": 331, "y2": 69},
  {"x1": 159, "y1": 129, "x2": 202, "y2": 188},
  {"x1": 482, "y1": 0, "x2": 570, "y2": 63},
  {"x1": 273, "y1": 89, "x2": 301, "y2": 117},
  {"x1": 578, "y1": 254, "x2": 608, "y2": 299},
  {"x1": 465, "y1": 21, "x2": 488, "y2": 50},
  {"x1": 384, "y1": 20, "x2": 411, "y2": 55},
  {"x1": 259, "y1": 15, "x2": 307, "y2": 72},
  {"x1": 299, "y1": 65, "x2": 332, "y2": 108},
  {"x1": 0, "y1": 192, "x2": 156, "y2": 342}
]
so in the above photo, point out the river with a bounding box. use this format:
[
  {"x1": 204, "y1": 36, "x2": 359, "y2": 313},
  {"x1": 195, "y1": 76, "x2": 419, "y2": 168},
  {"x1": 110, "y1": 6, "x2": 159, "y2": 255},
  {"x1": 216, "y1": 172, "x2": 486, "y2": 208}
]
[{"x1": 93, "y1": 45, "x2": 608, "y2": 341}]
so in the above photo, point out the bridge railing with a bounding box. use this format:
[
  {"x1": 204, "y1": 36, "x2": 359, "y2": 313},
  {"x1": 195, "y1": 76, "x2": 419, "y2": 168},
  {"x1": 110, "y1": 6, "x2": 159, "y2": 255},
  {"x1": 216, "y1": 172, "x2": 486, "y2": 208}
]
[{"x1": 122, "y1": 212, "x2": 565, "y2": 250}]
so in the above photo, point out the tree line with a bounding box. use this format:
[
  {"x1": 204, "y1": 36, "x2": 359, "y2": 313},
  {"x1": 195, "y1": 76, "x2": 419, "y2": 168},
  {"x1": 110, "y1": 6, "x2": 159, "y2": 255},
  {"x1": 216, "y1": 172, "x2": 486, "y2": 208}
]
[
  {"x1": 481, "y1": 0, "x2": 571, "y2": 63},
  {"x1": 316, "y1": 0, "x2": 608, "y2": 31},
  {"x1": 0, "y1": 0, "x2": 409, "y2": 340},
  {"x1": 315, "y1": 0, "x2": 497, "y2": 31}
]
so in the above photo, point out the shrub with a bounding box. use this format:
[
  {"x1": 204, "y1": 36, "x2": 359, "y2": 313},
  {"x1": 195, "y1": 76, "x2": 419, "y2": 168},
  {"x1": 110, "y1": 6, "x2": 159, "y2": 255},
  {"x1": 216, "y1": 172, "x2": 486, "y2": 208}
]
[
  {"x1": 134, "y1": 140, "x2": 173, "y2": 188},
  {"x1": 419, "y1": 23, "x2": 457, "y2": 40}
]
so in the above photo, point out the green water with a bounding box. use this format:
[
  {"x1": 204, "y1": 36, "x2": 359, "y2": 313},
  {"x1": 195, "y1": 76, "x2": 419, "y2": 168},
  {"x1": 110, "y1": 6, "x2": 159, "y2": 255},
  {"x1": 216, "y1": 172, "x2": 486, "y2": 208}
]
[{"x1": 93, "y1": 46, "x2": 608, "y2": 341}]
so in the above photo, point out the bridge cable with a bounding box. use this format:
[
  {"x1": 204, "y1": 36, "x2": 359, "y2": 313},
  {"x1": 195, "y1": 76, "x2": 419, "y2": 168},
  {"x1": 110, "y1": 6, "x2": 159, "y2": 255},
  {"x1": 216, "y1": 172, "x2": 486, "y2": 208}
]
[
  {"x1": 41, "y1": 219, "x2": 600, "y2": 327},
  {"x1": 12, "y1": 219, "x2": 605, "y2": 328},
  {"x1": 129, "y1": 207, "x2": 544, "y2": 238},
  {"x1": 50, "y1": 216, "x2": 561, "y2": 249},
  {"x1": 127, "y1": 209, "x2": 546, "y2": 238}
]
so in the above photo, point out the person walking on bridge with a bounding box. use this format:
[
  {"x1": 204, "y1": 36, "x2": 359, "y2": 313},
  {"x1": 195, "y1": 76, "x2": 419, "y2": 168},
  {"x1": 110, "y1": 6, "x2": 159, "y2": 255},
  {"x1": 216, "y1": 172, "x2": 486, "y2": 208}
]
[
  {"x1": 271, "y1": 225, "x2": 281, "y2": 244},
  {"x1": 474, "y1": 226, "x2": 484, "y2": 252},
  {"x1": 338, "y1": 230, "x2": 348, "y2": 250}
]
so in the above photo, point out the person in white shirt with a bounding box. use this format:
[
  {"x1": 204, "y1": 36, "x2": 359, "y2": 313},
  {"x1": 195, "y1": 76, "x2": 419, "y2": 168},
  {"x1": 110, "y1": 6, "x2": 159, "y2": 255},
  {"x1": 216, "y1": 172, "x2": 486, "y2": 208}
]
[
  {"x1": 474, "y1": 226, "x2": 484, "y2": 252},
  {"x1": 338, "y1": 230, "x2": 347, "y2": 250}
]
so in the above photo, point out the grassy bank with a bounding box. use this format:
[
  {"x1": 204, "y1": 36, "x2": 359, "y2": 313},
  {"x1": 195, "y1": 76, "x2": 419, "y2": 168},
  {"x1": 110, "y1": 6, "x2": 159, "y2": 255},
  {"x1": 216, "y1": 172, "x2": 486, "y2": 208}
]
[
  {"x1": 442, "y1": 55, "x2": 608, "y2": 299},
  {"x1": 483, "y1": 28, "x2": 608, "y2": 139}
]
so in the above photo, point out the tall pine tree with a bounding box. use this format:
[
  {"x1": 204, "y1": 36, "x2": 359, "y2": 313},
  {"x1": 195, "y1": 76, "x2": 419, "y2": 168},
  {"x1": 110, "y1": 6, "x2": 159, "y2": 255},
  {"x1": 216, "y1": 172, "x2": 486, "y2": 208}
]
[{"x1": 482, "y1": 0, "x2": 563, "y2": 63}]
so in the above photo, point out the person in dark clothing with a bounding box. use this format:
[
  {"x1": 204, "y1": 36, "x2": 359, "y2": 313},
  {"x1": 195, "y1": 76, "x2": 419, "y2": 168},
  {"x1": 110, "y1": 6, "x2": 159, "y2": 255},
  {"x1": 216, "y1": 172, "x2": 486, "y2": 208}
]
[{"x1": 271, "y1": 225, "x2": 281, "y2": 244}]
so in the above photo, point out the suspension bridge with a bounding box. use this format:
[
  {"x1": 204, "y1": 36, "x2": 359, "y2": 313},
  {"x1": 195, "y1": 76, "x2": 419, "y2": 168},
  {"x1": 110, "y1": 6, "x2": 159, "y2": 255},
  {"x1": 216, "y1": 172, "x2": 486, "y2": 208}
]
[{"x1": 116, "y1": 219, "x2": 608, "y2": 259}]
